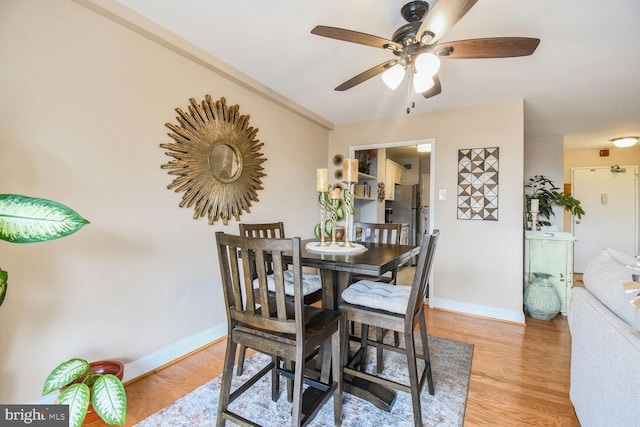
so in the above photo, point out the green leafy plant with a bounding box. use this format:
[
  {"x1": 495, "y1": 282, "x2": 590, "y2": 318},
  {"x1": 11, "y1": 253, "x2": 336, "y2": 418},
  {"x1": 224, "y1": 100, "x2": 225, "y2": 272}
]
[
  {"x1": 524, "y1": 175, "x2": 585, "y2": 227},
  {"x1": 0, "y1": 194, "x2": 89, "y2": 306},
  {"x1": 43, "y1": 359, "x2": 126, "y2": 427}
]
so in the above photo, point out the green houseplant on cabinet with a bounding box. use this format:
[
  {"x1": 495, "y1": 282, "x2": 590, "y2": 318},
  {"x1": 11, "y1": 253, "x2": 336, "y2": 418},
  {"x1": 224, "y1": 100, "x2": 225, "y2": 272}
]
[
  {"x1": 0, "y1": 194, "x2": 89, "y2": 306},
  {"x1": 524, "y1": 175, "x2": 585, "y2": 227}
]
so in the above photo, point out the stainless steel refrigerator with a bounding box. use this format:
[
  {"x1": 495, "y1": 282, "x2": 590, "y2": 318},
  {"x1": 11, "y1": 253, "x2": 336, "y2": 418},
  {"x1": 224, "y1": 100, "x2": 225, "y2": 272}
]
[{"x1": 389, "y1": 184, "x2": 421, "y2": 247}]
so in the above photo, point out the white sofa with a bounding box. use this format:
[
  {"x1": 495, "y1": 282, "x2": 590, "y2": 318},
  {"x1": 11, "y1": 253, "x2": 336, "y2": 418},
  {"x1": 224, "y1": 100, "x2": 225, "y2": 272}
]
[{"x1": 568, "y1": 248, "x2": 640, "y2": 427}]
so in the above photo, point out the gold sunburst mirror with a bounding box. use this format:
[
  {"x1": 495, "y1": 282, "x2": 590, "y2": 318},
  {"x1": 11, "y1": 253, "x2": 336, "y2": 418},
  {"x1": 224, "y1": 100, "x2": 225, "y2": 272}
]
[{"x1": 161, "y1": 95, "x2": 266, "y2": 225}]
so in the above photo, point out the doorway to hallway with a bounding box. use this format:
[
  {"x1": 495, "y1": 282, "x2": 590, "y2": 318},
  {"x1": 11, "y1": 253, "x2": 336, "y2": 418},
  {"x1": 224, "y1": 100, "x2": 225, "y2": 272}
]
[{"x1": 571, "y1": 165, "x2": 638, "y2": 272}]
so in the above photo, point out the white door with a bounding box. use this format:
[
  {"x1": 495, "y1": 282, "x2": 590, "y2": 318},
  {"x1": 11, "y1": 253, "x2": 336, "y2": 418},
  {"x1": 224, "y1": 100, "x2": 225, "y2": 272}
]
[{"x1": 572, "y1": 166, "x2": 638, "y2": 272}]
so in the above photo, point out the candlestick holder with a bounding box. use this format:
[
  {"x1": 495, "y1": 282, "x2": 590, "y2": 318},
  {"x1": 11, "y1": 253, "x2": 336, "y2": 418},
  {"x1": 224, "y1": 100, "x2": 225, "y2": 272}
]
[
  {"x1": 317, "y1": 191, "x2": 330, "y2": 246},
  {"x1": 326, "y1": 197, "x2": 339, "y2": 246},
  {"x1": 341, "y1": 182, "x2": 355, "y2": 247}
]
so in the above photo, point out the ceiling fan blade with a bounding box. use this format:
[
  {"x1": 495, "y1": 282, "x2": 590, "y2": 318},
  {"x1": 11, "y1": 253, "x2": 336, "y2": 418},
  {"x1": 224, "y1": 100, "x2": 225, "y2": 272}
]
[
  {"x1": 437, "y1": 37, "x2": 540, "y2": 58},
  {"x1": 422, "y1": 74, "x2": 442, "y2": 99},
  {"x1": 416, "y1": 0, "x2": 478, "y2": 46},
  {"x1": 311, "y1": 25, "x2": 403, "y2": 51},
  {"x1": 335, "y1": 60, "x2": 399, "y2": 91}
]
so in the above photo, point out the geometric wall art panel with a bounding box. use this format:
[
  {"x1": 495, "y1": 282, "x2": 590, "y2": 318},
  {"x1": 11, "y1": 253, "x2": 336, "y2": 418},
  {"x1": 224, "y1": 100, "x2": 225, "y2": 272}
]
[{"x1": 457, "y1": 147, "x2": 499, "y2": 221}]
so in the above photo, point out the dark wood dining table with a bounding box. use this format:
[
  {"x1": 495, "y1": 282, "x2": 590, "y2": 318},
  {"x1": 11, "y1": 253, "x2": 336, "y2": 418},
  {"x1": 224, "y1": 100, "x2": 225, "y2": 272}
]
[
  {"x1": 300, "y1": 239, "x2": 420, "y2": 309},
  {"x1": 299, "y1": 239, "x2": 420, "y2": 412}
]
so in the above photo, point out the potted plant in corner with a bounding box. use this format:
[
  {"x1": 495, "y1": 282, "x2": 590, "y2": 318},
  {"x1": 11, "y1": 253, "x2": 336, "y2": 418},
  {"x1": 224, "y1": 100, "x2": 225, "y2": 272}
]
[
  {"x1": 524, "y1": 175, "x2": 585, "y2": 228},
  {"x1": 0, "y1": 195, "x2": 126, "y2": 426},
  {"x1": 43, "y1": 359, "x2": 127, "y2": 427}
]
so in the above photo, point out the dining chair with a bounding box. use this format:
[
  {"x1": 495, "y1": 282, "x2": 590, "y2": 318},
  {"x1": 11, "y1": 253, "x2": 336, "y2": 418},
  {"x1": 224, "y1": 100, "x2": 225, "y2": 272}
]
[
  {"x1": 351, "y1": 221, "x2": 402, "y2": 284},
  {"x1": 350, "y1": 221, "x2": 403, "y2": 350},
  {"x1": 215, "y1": 232, "x2": 344, "y2": 427},
  {"x1": 235, "y1": 222, "x2": 323, "y2": 376},
  {"x1": 339, "y1": 230, "x2": 440, "y2": 427}
]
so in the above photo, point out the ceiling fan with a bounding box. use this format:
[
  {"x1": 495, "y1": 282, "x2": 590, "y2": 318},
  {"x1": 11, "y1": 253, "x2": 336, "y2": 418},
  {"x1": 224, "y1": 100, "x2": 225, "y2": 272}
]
[{"x1": 311, "y1": 0, "x2": 540, "y2": 106}]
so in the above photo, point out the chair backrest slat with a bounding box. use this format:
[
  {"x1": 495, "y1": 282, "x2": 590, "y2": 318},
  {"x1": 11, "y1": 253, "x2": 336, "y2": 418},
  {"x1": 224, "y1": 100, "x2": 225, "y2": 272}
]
[
  {"x1": 407, "y1": 230, "x2": 440, "y2": 317},
  {"x1": 353, "y1": 221, "x2": 401, "y2": 245},
  {"x1": 216, "y1": 232, "x2": 301, "y2": 336},
  {"x1": 239, "y1": 222, "x2": 285, "y2": 239}
]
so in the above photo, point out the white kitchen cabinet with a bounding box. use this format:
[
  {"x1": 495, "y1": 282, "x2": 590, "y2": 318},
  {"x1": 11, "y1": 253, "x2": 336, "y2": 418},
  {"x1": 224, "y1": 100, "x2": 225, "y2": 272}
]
[
  {"x1": 524, "y1": 231, "x2": 576, "y2": 315},
  {"x1": 385, "y1": 159, "x2": 406, "y2": 200}
]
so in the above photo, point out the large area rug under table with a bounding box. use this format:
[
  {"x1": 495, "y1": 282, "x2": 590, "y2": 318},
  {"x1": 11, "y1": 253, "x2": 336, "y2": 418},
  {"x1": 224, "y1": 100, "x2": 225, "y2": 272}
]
[{"x1": 134, "y1": 334, "x2": 473, "y2": 426}]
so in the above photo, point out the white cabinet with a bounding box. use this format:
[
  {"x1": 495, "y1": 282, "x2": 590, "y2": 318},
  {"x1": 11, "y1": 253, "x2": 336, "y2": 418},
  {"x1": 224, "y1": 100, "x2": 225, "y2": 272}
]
[
  {"x1": 385, "y1": 159, "x2": 406, "y2": 200},
  {"x1": 524, "y1": 231, "x2": 576, "y2": 316}
]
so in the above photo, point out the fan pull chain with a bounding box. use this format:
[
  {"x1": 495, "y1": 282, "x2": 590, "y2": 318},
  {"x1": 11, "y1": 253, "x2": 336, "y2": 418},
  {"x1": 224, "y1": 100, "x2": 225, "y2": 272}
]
[{"x1": 406, "y1": 68, "x2": 416, "y2": 114}]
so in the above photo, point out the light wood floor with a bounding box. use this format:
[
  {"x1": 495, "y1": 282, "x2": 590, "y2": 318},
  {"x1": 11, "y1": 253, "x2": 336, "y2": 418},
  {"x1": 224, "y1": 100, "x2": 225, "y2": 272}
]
[{"x1": 87, "y1": 304, "x2": 580, "y2": 427}]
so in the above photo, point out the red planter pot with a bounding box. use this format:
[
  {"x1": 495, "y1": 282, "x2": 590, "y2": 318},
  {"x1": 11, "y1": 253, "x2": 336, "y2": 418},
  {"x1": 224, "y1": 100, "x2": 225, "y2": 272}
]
[{"x1": 70, "y1": 360, "x2": 125, "y2": 424}]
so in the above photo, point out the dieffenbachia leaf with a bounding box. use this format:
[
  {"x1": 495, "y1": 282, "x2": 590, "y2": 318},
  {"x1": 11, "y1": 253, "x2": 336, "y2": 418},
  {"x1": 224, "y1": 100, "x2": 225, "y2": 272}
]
[
  {"x1": 92, "y1": 374, "x2": 127, "y2": 425},
  {"x1": 0, "y1": 268, "x2": 6, "y2": 307},
  {"x1": 58, "y1": 383, "x2": 90, "y2": 427},
  {"x1": 0, "y1": 194, "x2": 89, "y2": 243},
  {"x1": 42, "y1": 358, "x2": 90, "y2": 395}
]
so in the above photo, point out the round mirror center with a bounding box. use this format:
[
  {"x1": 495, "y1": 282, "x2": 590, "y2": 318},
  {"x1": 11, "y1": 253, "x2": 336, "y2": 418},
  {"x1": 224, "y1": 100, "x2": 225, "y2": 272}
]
[{"x1": 209, "y1": 144, "x2": 239, "y2": 182}]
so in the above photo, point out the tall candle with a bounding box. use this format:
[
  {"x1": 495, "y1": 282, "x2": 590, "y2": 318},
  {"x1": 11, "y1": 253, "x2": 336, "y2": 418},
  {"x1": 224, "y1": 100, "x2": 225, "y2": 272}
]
[
  {"x1": 329, "y1": 187, "x2": 341, "y2": 200},
  {"x1": 316, "y1": 168, "x2": 329, "y2": 192},
  {"x1": 530, "y1": 198, "x2": 539, "y2": 212},
  {"x1": 343, "y1": 158, "x2": 359, "y2": 183}
]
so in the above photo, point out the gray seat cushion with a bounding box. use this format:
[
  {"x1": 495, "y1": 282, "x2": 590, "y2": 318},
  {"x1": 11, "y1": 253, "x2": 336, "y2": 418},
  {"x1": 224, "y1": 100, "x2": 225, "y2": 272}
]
[
  {"x1": 341, "y1": 280, "x2": 409, "y2": 314},
  {"x1": 253, "y1": 270, "x2": 322, "y2": 296}
]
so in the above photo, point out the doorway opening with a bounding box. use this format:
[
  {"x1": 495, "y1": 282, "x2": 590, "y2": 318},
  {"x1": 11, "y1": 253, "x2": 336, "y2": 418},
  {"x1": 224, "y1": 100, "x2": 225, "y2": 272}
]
[
  {"x1": 571, "y1": 165, "x2": 638, "y2": 272},
  {"x1": 349, "y1": 138, "x2": 436, "y2": 299}
]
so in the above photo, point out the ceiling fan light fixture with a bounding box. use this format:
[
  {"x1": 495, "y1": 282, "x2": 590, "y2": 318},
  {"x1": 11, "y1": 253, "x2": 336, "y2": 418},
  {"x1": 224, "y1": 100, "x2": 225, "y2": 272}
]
[
  {"x1": 611, "y1": 136, "x2": 639, "y2": 148},
  {"x1": 420, "y1": 30, "x2": 435, "y2": 45},
  {"x1": 414, "y1": 52, "x2": 441, "y2": 76},
  {"x1": 413, "y1": 73, "x2": 434, "y2": 93},
  {"x1": 382, "y1": 64, "x2": 405, "y2": 90}
]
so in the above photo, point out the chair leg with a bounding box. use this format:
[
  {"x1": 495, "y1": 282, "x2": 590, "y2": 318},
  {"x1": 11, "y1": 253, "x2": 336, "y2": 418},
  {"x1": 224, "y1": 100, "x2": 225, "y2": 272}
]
[
  {"x1": 272, "y1": 356, "x2": 281, "y2": 401},
  {"x1": 375, "y1": 327, "x2": 384, "y2": 374},
  {"x1": 236, "y1": 345, "x2": 247, "y2": 375},
  {"x1": 285, "y1": 359, "x2": 294, "y2": 403},
  {"x1": 419, "y1": 312, "x2": 435, "y2": 395},
  {"x1": 291, "y1": 353, "x2": 305, "y2": 426},
  {"x1": 360, "y1": 324, "x2": 370, "y2": 371},
  {"x1": 404, "y1": 327, "x2": 423, "y2": 427},
  {"x1": 216, "y1": 338, "x2": 238, "y2": 427},
  {"x1": 333, "y1": 318, "x2": 344, "y2": 426}
]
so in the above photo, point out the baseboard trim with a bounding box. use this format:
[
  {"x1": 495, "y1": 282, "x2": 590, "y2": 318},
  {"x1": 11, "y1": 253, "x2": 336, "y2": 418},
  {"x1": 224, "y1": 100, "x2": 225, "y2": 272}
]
[
  {"x1": 34, "y1": 322, "x2": 228, "y2": 404},
  {"x1": 430, "y1": 297, "x2": 525, "y2": 324},
  {"x1": 122, "y1": 323, "x2": 228, "y2": 383}
]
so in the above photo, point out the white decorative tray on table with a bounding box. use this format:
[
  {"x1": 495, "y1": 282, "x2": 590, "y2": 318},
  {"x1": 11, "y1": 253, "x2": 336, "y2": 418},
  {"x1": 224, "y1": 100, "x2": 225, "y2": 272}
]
[{"x1": 305, "y1": 241, "x2": 367, "y2": 254}]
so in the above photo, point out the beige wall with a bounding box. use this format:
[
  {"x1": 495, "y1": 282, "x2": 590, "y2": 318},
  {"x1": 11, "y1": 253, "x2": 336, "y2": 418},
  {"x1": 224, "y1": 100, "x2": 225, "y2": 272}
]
[
  {"x1": 0, "y1": 0, "x2": 329, "y2": 403},
  {"x1": 524, "y1": 135, "x2": 566, "y2": 230},
  {"x1": 330, "y1": 99, "x2": 526, "y2": 323},
  {"x1": 564, "y1": 146, "x2": 640, "y2": 181}
]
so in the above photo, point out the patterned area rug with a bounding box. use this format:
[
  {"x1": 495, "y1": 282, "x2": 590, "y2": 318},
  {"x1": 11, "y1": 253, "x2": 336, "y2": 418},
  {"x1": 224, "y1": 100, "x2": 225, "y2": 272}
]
[{"x1": 135, "y1": 335, "x2": 473, "y2": 426}]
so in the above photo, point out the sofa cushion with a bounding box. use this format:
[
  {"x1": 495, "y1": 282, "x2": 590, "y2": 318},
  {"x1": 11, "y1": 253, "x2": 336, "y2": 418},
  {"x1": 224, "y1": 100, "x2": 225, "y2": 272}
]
[{"x1": 583, "y1": 248, "x2": 640, "y2": 331}]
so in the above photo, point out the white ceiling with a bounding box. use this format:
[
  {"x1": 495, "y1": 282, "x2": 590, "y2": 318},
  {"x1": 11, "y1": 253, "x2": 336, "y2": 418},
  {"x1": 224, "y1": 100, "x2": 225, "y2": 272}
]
[{"x1": 116, "y1": 0, "x2": 640, "y2": 150}]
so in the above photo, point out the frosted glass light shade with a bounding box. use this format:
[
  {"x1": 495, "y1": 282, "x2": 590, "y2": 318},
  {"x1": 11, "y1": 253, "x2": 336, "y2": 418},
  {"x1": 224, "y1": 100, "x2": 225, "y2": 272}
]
[
  {"x1": 414, "y1": 52, "x2": 440, "y2": 76},
  {"x1": 413, "y1": 73, "x2": 434, "y2": 93},
  {"x1": 381, "y1": 64, "x2": 405, "y2": 89},
  {"x1": 611, "y1": 136, "x2": 638, "y2": 148}
]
